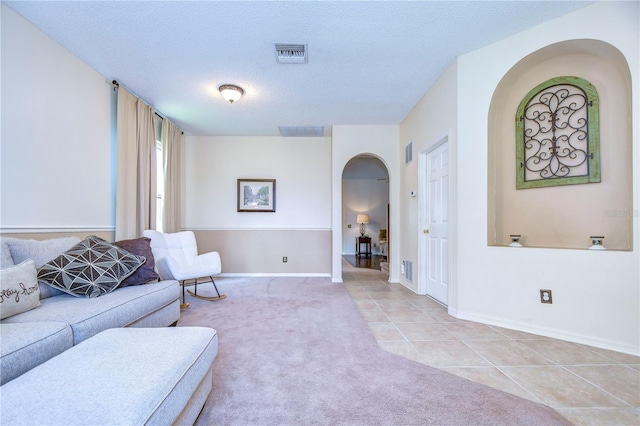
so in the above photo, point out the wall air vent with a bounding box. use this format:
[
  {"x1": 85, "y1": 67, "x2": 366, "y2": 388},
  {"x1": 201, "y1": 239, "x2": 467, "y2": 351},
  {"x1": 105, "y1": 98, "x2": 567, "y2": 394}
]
[
  {"x1": 278, "y1": 126, "x2": 323, "y2": 137},
  {"x1": 405, "y1": 141, "x2": 413, "y2": 165},
  {"x1": 275, "y1": 43, "x2": 308, "y2": 64},
  {"x1": 405, "y1": 260, "x2": 413, "y2": 282}
]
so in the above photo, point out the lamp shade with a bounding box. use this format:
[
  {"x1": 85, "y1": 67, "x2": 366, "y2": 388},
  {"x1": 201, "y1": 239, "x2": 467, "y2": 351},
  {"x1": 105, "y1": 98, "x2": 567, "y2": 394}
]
[
  {"x1": 219, "y1": 84, "x2": 244, "y2": 103},
  {"x1": 356, "y1": 214, "x2": 369, "y2": 224}
]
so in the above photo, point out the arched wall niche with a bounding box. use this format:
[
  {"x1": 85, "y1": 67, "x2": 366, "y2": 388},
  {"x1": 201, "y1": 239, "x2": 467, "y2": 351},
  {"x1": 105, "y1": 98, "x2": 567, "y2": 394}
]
[{"x1": 487, "y1": 39, "x2": 633, "y2": 250}]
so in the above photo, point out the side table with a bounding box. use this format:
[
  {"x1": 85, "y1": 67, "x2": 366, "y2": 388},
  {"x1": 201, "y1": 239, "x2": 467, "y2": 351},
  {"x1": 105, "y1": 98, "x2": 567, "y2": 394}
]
[{"x1": 356, "y1": 236, "x2": 372, "y2": 258}]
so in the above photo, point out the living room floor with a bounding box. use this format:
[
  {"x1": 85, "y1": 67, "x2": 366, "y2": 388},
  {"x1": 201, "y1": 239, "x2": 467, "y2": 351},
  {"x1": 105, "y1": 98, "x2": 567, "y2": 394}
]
[{"x1": 342, "y1": 259, "x2": 640, "y2": 426}]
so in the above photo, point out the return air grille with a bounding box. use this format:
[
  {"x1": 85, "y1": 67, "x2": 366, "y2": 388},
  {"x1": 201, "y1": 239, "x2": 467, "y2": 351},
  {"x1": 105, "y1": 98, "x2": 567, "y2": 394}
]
[
  {"x1": 405, "y1": 260, "x2": 413, "y2": 282},
  {"x1": 275, "y1": 43, "x2": 308, "y2": 64},
  {"x1": 278, "y1": 126, "x2": 324, "y2": 137},
  {"x1": 405, "y1": 141, "x2": 413, "y2": 165}
]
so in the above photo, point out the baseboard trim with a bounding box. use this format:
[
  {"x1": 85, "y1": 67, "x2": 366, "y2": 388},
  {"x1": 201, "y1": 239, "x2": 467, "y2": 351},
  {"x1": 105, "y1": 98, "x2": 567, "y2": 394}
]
[
  {"x1": 188, "y1": 227, "x2": 331, "y2": 231},
  {"x1": 219, "y1": 273, "x2": 331, "y2": 278},
  {"x1": 455, "y1": 309, "x2": 640, "y2": 356}
]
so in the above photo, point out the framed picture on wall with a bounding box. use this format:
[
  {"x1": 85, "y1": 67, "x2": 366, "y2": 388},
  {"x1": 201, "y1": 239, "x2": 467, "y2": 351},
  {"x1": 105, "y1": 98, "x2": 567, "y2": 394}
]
[{"x1": 237, "y1": 179, "x2": 276, "y2": 212}]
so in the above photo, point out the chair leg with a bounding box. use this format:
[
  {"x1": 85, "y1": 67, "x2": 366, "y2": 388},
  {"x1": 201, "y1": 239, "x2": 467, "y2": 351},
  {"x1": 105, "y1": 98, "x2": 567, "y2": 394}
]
[
  {"x1": 210, "y1": 277, "x2": 222, "y2": 298},
  {"x1": 179, "y1": 281, "x2": 190, "y2": 309},
  {"x1": 186, "y1": 276, "x2": 227, "y2": 301}
]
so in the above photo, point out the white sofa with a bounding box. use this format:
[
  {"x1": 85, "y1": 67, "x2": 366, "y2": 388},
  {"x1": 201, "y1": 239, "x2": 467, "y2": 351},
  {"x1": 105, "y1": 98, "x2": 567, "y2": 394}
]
[
  {"x1": 0, "y1": 236, "x2": 219, "y2": 425},
  {"x1": 0, "y1": 236, "x2": 181, "y2": 385}
]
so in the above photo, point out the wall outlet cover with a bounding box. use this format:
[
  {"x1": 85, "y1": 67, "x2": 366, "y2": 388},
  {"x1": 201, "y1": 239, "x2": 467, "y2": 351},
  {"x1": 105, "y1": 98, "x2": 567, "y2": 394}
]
[{"x1": 540, "y1": 289, "x2": 553, "y2": 304}]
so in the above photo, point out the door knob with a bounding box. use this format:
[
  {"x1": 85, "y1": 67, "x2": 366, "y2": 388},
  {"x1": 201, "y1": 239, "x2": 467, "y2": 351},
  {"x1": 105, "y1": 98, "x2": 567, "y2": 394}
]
[{"x1": 423, "y1": 229, "x2": 430, "y2": 234}]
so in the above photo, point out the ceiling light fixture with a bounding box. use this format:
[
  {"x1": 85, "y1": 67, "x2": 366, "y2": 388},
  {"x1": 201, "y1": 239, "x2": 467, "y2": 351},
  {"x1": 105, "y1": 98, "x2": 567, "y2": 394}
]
[{"x1": 219, "y1": 84, "x2": 244, "y2": 104}]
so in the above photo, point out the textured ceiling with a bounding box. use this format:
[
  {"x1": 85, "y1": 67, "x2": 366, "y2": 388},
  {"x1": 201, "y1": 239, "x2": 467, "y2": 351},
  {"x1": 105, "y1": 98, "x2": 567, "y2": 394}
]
[{"x1": 5, "y1": 1, "x2": 592, "y2": 136}]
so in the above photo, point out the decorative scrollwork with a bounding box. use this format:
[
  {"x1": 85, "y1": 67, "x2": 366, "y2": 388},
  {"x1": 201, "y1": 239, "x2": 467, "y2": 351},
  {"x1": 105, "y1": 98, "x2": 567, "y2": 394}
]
[{"x1": 522, "y1": 84, "x2": 590, "y2": 181}]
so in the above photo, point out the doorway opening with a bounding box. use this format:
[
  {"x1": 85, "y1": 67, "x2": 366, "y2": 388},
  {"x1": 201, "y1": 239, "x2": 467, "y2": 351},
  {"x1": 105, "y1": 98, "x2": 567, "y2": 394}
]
[{"x1": 342, "y1": 155, "x2": 390, "y2": 273}]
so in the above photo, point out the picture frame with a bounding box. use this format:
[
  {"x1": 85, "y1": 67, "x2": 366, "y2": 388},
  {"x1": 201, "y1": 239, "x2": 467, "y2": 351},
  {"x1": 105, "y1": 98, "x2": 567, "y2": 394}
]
[{"x1": 237, "y1": 179, "x2": 276, "y2": 212}]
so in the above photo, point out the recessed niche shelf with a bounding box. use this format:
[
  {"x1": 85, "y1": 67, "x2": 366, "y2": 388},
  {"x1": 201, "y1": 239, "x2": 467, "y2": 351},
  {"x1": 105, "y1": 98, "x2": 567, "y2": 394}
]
[{"x1": 494, "y1": 244, "x2": 628, "y2": 252}]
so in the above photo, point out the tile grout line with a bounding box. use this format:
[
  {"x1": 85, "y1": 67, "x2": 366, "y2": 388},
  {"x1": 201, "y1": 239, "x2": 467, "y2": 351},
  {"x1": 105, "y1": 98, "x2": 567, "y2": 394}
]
[
  {"x1": 560, "y1": 365, "x2": 635, "y2": 408},
  {"x1": 343, "y1": 264, "x2": 640, "y2": 416},
  {"x1": 369, "y1": 294, "x2": 415, "y2": 343},
  {"x1": 453, "y1": 338, "x2": 547, "y2": 398}
]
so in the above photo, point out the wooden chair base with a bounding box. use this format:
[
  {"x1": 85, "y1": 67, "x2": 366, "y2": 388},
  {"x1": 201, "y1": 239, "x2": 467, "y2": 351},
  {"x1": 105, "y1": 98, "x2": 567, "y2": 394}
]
[{"x1": 187, "y1": 290, "x2": 227, "y2": 301}]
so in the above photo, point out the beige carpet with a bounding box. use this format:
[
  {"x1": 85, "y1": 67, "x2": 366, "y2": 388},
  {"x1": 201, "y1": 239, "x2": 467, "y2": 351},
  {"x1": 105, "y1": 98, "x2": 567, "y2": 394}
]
[{"x1": 178, "y1": 277, "x2": 569, "y2": 425}]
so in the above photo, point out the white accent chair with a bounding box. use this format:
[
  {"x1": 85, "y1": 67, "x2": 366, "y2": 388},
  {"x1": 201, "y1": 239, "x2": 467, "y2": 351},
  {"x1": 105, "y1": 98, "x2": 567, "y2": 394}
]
[{"x1": 143, "y1": 230, "x2": 226, "y2": 308}]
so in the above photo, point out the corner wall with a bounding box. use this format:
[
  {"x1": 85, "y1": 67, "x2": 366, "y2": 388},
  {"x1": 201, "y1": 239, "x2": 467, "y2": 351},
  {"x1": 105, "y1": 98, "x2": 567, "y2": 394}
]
[
  {"x1": 456, "y1": 1, "x2": 639, "y2": 354},
  {"x1": 399, "y1": 61, "x2": 458, "y2": 304}
]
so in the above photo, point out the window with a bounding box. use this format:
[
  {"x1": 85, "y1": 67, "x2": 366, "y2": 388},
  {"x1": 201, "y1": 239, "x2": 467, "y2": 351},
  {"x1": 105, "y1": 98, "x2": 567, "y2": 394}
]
[
  {"x1": 516, "y1": 76, "x2": 600, "y2": 189},
  {"x1": 156, "y1": 140, "x2": 164, "y2": 232},
  {"x1": 154, "y1": 114, "x2": 163, "y2": 232}
]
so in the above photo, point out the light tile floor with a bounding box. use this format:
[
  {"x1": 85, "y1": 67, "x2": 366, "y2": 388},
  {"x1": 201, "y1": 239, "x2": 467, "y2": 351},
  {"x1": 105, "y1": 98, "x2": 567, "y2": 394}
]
[{"x1": 342, "y1": 259, "x2": 640, "y2": 425}]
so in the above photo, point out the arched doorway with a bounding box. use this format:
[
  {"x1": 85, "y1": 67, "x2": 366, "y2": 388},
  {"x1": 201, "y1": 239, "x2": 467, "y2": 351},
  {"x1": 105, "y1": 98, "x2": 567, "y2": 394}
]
[{"x1": 341, "y1": 155, "x2": 390, "y2": 272}]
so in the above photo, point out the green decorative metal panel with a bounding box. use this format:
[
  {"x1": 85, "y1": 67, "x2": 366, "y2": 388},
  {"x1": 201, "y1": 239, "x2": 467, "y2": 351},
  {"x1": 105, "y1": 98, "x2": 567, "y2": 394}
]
[{"x1": 516, "y1": 76, "x2": 600, "y2": 189}]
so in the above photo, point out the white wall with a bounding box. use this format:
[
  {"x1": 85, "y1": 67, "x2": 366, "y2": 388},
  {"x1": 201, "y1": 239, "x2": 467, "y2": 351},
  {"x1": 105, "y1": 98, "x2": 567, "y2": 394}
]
[
  {"x1": 186, "y1": 136, "x2": 332, "y2": 274},
  {"x1": 1, "y1": 5, "x2": 114, "y2": 234},
  {"x1": 399, "y1": 61, "x2": 458, "y2": 298},
  {"x1": 455, "y1": 1, "x2": 639, "y2": 354},
  {"x1": 186, "y1": 136, "x2": 331, "y2": 229},
  {"x1": 332, "y1": 125, "x2": 399, "y2": 282}
]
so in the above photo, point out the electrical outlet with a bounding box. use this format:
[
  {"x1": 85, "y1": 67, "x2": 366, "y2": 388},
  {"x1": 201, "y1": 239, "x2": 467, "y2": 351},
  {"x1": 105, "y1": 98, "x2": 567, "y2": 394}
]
[
  {"x1": 283, "y1": 257, "x2": 288, "y2": 263},
  {"x1": 540, "y1": 289, "x2": 553, "y2": 304}
]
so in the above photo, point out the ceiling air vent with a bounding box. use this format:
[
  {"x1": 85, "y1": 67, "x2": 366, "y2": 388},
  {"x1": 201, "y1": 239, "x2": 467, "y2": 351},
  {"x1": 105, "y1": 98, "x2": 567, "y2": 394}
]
[
  {"x1": 278, "y1": 126, "x2": 323, "y2": 137},
  {"x1": 275, "y1": 43, "x2": 308, "y2": 64}
]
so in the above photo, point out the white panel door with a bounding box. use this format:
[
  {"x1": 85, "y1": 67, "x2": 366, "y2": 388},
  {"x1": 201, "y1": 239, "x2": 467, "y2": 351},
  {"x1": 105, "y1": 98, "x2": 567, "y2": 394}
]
[{"x1": 426, "y1": 142, "x2": 449, "y2": 305}]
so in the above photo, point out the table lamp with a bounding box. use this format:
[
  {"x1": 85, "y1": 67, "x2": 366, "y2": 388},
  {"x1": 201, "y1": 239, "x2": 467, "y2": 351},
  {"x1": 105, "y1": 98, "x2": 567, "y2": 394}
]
[{"x1": 356, "y1": 214, "x2": 369, "y2": 236}]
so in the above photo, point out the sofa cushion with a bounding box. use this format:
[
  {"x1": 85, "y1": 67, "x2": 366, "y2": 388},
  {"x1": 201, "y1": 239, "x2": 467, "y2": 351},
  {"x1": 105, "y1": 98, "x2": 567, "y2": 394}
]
[
  {"x1": 2, "y1": 236, "x2": 80, "y2": 299},
  {"x1": 0, "y1": 260, "x2": 41, "y2": 320},
  {"x1": 2, "y1": 280, "x2": 180, "y2": 344},
  {"x1": 0, "y1": 321, "x2": 73, "y2": 385},
  {"x1": 1, "y1": 242, "x2": 14, "y2": 269},
  {"x1": 0, "y1": 327, "x2": 218, "y2": 425},
  {"x1": 113, "y1": 237, "x2": 160, "y2": 286},
  {"x1": 38, "y1": 236, "x2": 146, "y2": 298}
]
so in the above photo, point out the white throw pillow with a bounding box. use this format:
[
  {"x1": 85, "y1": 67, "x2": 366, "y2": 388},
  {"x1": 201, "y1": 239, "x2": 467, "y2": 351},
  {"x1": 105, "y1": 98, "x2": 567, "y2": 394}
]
[
  {"x1": 0, "y1": 260, "x2": 41, "y2": 320},
  {"x1": 3, "y1": 236, "x2": 80, "y2": 299},
  {"x1": 1, "y1": 243, "x2": 14, "y2": 269},
  {"x1": 3, "y1": 236, "x2": 80, "y2": 267}
]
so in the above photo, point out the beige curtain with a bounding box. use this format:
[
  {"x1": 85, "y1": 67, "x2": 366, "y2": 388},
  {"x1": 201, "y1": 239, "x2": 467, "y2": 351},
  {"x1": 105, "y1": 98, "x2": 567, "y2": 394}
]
[
  {"x1": 161, "y1": 119, "x2": 184, "y2": 233},
  {"x1": 115, "y1": 87, "x2": 157, "y2": 240}
]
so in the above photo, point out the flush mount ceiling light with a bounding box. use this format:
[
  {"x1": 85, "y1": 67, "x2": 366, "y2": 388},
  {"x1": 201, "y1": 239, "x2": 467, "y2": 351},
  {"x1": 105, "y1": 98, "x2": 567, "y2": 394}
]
[{"x1": 219, "y1": 84, "x2": 244, "y2": 104}]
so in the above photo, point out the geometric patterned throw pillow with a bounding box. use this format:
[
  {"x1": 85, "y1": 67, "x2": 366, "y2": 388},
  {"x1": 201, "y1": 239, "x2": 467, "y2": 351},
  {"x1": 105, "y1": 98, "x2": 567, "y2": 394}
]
[{"x1": 37, "y1": 236, "x2": 146, "y2": 298}]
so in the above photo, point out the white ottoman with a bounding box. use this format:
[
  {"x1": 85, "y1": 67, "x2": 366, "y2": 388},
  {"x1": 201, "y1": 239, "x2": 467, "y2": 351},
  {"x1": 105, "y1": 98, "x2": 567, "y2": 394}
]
[{"x1": 0, "y1": 327, "x2": 218, "y2": 425}]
